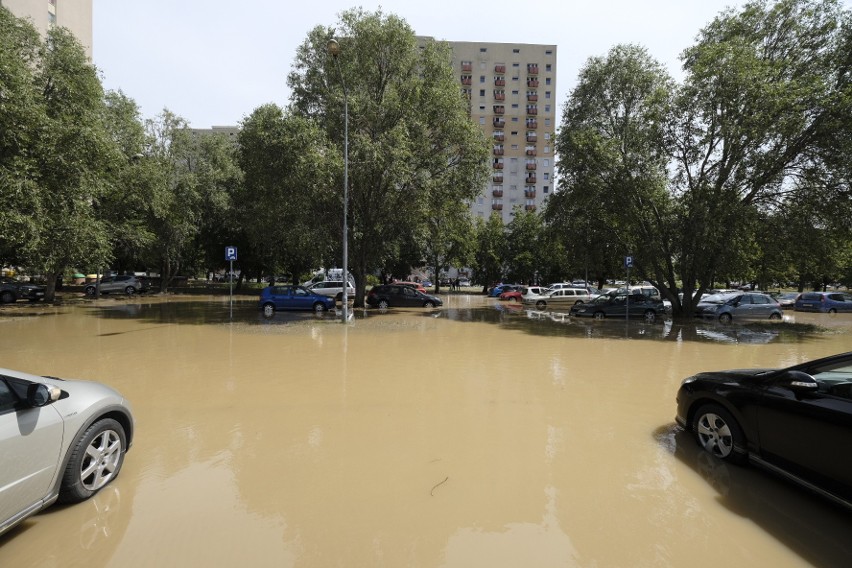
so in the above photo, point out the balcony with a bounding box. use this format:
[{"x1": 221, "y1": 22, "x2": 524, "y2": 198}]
[
  {"x1": 525, "y1": 148, "x2": 536, "y2": 156},
  {"x1": 494, "y1": 78, "x2": 506, "y2": 87},
  {"x1": 493, "y1": 91, "x2": 505, "y2": 101},
  {"x1": 527, "y1": 79, "x2": 539, "y2": 88},
  {"x1": 493, "y1": 175, "x2": 504, "y2": 183},
  {"x1": 526, "y1": 163, "x2": 537, "y2": 170},
  {"x1": 493, "y1": 117, "x2": 506, "y2": 127},
  {"x1": 526, "y1": 120, "x2": 538, "y2": 129},
  {"x1": 526, "y1": 133, "x2": 537, "y2": 142},
  {"x1": 525, "y1": 175, "x2": 537, "y2": 184},
  {"x1": 527, "y1": 106, "x2": 538, "y2": 115},
  {"x1": 525, "y1": 204, "x2": 537, "y2": 211},
  {"x1": 493, "y1": 105, "x2": 505, "y2": 114},
  {"x1": 461, "y1": 62, "x2": 472, "y2": 72},
  {"x1": 494, "y1": 64, "x2": 506, "y2": 73},
  {"x1": 492, "y1": 189, "x2": 504, "y2": 197},
  {"x1": 461, "y1": 76, "x2": 472, "y2": 85},
  {"x1": 493, "y1": 147, "x2": 504, "y2": 155},
  {"x1": 525, "y1": 189, "x2": 536, "y2": 199},
  {"x1": 492, "y1": 203, "x2": 504, "y2": 211},
  {"x1": 493, "y1": 162, "x2": 504, "y2": 170},
  {"x1": 493, "y1": 133, "x2": 505, "y2": 142},
  {"x1": 527, "y1": 94, "x2": 538, "y2": 102},
  {"x1": 527, "y1": 64, "x2": 539, "y2": 75}
]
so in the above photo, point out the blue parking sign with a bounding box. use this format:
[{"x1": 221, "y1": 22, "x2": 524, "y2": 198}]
[
  {"x1": 225, "y1": 246, "x2": 238, "y2": 261},
  {"x1": 624, "y1": 255, "x2": 634, "y2": 268}
]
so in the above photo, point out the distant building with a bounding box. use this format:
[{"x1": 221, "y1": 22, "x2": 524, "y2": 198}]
[
  {"x1": 189, "y1": 126, "x2": 240, "y2": 143},
  {"x1": 448, "y1": 41, "x2": 557, "y2": 223},
  {"x1": 1, "y1": 0, "x2": 93, "y2": 58}
]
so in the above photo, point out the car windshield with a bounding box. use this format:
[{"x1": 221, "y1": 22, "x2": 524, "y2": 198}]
[{"x1": 700, "y1": 293, "x2": 736, "y2": 305}]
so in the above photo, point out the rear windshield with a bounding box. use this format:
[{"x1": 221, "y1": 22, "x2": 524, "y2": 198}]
[{"x1": 801, "y1": 293, "x2": 823, "y2": 300}]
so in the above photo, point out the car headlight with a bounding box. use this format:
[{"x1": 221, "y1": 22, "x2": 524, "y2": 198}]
[{"x1": 680, "y1": 376, "x2": 698, "y2": 386}]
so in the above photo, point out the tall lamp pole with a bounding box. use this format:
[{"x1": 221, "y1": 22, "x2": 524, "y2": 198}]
[{"x1": 327, "y1": 38, "x2": 349, "y2": 323}]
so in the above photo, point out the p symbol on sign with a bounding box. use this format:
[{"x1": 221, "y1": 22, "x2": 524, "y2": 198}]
[{"x1": 225, "y1": 246, "x2": 238, "y2": 261}]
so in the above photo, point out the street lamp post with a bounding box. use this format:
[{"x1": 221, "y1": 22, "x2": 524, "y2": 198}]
[{"x1": 327, "y1": 38, "x2": 349, "y2": 323}]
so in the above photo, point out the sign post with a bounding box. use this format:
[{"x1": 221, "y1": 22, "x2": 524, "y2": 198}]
[
  {"x1": 225, "y1": 247, "x2": 238, "y2": 317},
  {"x1": 624, "y1": 255, "x2": 634, "y2": 324}
]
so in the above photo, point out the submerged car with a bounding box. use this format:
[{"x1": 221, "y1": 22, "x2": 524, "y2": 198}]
[
  {"x1": 308, "y1": 280, "x2": 355, "y2": 302},
  {"x1": 569, "y1": 293, "x2": 666, "y2": 323},
  {"x1": 794, "y1": 292, "x2": 852, "y2": 313},
  {"x1": 84, "y1": 275, "x2": 145, "y2": 296},
  {"x1": 523, "y1": 287, "x2": 593, "y2": 310},
  {"x1": 0, "y1": 277, "x2": 46, "y2": 304},
  {"x1": 676, "y1": 351, "x2": 852, "y2": 511},
  {"x1": 0, "y1": 368, "x2": 134, "y2": 536},
  {"x1": 259, "y1": 285, "x2": 336, "y2": 316},
  {"x1": 366, "y1": 284, "x2": 442, "y2": 309},
  {"x1": 695, "y1": 292, "x2": 782, "y2": 324}
]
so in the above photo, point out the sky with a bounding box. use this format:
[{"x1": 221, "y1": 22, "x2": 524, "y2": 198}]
[{"x1": 92, "y1": 0, "x2": 757, "y2": 128}]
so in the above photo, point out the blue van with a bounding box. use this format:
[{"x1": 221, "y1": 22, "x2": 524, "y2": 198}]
[{"x1": 794, "y1": 292, "x2": 852, "y2": 313}]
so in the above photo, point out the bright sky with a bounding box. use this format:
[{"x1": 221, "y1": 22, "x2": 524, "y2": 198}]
[{"x1": 93, "y1": 0, "x2": 756, "y2": 128}]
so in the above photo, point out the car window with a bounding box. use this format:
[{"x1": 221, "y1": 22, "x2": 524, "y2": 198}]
[
  {"x1": 295, "y1": 288, "x2": 308, "y2": 296},
  {"x1": 0, "y1": 379, "x2": 16, "y2": 413},
  {"x1": 751, "y1": 294, "x2": 770, "y2": 304}
]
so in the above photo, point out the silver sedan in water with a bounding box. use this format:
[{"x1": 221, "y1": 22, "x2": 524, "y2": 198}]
[{"x1": 0, "y1": 368, "x2": 134, "y2": 536}]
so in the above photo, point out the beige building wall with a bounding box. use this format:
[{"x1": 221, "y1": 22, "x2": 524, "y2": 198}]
[
  {"x1": 1, "y1": 0, "x2": 93, "y2": 58},
  {"x1": 449, "y1": 41, "x2": 557, "y2": 223}
]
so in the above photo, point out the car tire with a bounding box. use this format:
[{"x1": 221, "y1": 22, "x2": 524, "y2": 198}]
[
  {"x1": 424, "y1": 301, "x2": 435, "y2": 308},
  {"x1": 643, "y1": 310, "x2": 657, "y2": 323},
  {"x1": 718, "y1": 313, "x2": 732, "y2": 324},
  {"x1": 262, "y1": 303, "x2": 275, "y2": 317},
  {"x1": 124, "y1": 286, "x2": 136, "y2": 295},
  {"x1": 535, "y1": 300, "x2": 546, "y2": 309},
  {"x1": 593, "y1": 311, "x2": 605, "y2": 320},
  {"x1": 336, "y1": 293, "x2": 343, "y2": 302},
  {"x1": 769, "y1": 312, "x2": 782, "y2": 320},
  {"x1": 85, "y1": 287, "x2": 96, "y2": 297},
  {"x1": 59, "y1": 418, "x2": 127, "y2": 504},
  {"x1": 314, "y1": 302, "x2": 327, "y2": 313},
  {"x1": 574, "y1": 300, "x2": 584, "y2": 305},
  {"x1": 692, "y1": 404, "x2": 746, "y2": 464},
  {"x1": 828, "y1": 308, "x2": 837, "y2": 314},
  {"x1": 378, "y1": 299, "x2": 390, "y2": 310},
  {"x1": 0, "y1": 290, "x2": 15, "y2": 304}
]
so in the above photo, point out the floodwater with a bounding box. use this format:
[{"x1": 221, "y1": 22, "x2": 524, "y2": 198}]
[{"x1": 1, "y1": 294, "x2": 851, "y2": 567}]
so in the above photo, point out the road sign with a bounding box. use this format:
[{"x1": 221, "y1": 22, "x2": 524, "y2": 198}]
[
  {"x1": 225, "y1": 246, "x2": 238, "y2": 261},
  {"x1": 624, "y1": 255, "x2": 634, "y2": 269}
]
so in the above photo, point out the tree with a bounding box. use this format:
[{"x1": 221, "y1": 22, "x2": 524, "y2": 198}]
[
  {"x1": 472, "y1": 213, "x2": 507, "y2": 293},
  {"x1": 235, "y1": 104, "x2": 336, "y2": 284},
  {"x1": 504, "y1": 206, "x2": 545, "y2": 284},
  {"x1": 288, "y1": 8, "x2": 489, "y2": 306}
]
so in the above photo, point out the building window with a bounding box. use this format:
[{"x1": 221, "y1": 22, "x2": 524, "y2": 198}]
[
  {"x1": 546, "y1": 64, "x2": 552, "y2": 72},
  {"x1": 479, "y1": 117, "x2": 485, "y2": 125},
  {"x1": 543, "y1": 159, "x2": 550, "y2": 167},
  {"x1": 543, "y1": 185, "x2": 550, "y2": 193},
  {"x1": 545, "y1": 50, "x2": 552, "y2": 56},
  {"x1": 544, "y1": 133, "x2": 551, "y2": 140},
  {"x1": 511, "y1": 144, "x2": 518, "y2": 149},
  {"x1": 544, "y1": 104, "x2": 551, "y2": 113},
  {"x1": 545, "y1": 91, "x2": 551, "y2": 99},
  {"x1": 480, "y1": 48, "x2": 487, "y2": 52},
  {"x1": 544, "y1": 173, "x2": 550, "y2": 180},
  {"x1": 479, "y1": 105, "x2": 486, "y2": 111},
  {"x1": 510, "y1": 131, "x2": 518, "y2": 136},
  {"x1": 511, "y1": 103, "x2": 518, "y2": 108},
  {"x1": 479, "y1": 89, "x2": 486, "y2": 97},
  {"x1": 513, "y1": 48, "x2": 520, "y2": 53},
  {"x1": 511, "y1": 117, "x2": 518, "y2": 122},
  {"x1": 512, "y1": 62, "x2": 519, "y2": 67},
  {"x1": 480, "y1": 76, "x2": 485, "y2": 83},
  {"x1": 546, "y1": 78, "x2": 552, "y2": 85},
  {"x1": 544, "y1": 119, "x2": 551, "y2": 127},
  {"x1": 544, "y1": 145, "x2": 551, "y2": 153}
]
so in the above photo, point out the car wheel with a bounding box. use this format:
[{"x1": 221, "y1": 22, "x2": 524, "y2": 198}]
[
  {"x1": 0, "y1": 290, "x2": 15, "y2": 304},
  {"x1": 59, "y1": 418, "x2": 127, "y2": 503},
  {"x1": 718, "y1": 312, "x2": 732, "y2": 324},
  {"x1": 574, "y1": 300, "x2": 584, "y2": 305},
  {"x1": 314, "y1": 302, "x2": 327, "y2": 313},
  {"x1": 692, "y1": 404, "x2": 746, "y2": 464},
  {"x1": 85, "y1": 287, "x2": 96, "y2": 297},
  {"x1": 535, "y1": 300, "x2": 546, "y2": 309},
  {"x1": 643, "y1": 310, "x2": 657, "y2": 323},
  {"x1": 378, "y1": 299, "x2": 390, "y2": 310},
  {"x1": 336, "y1": 293, "x2": 343, "y2": 302},
  {"x1": 828, "y1": 308, "x2": 837, "y2": 314},
  {"x1": 262, "y1": 303, "x2": 275, "y2": 317},
  {"x1": 124, "y1": 286, "x2": 136, "y2": 295},
  {"x1": 593, "y1": 311, "x2": 605, "y2": 320},
  {"x1": 424, "y1": 301, "x2": 435, "y2": 308},
  {"x1": 769, "y1": 312, "x2": 782, "y2": 320}
]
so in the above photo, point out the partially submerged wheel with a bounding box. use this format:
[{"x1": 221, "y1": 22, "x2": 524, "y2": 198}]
[
  {"x1": 692, "y1": 404, "x2": 746, "y2": 464},
  {"x1": 60, "y1": 418, "x2": 127, "y2": 503},
  {"x1": 769, "y1": 312, "x2": 782, "y2": 320},
  {"x1": 424, "y1": 301, "x2": 435, "y2": 308},
  {"x1": 85, "y1": 287, "x2": 96, "y2": 297},
  {"x1": 314, "y1": 302, "x2": 327, "y2": 313},
  {"x1": 262, "y1": 303, "x2": 275, "y2": 317},
  {"x1": 643, "y1": 309, "x2": 657, "y2": 323},
  {"x1": 719, "y1": 312, "x2": 732, "y2": 324},
  {"x1": 593, "y1": 311, "x2": 605, "y2": 320},
  {"x1": 828, "y1": 308, "x2": 837, "y2": 314},
  {"x1": 378, "y1": 299, "x2": 390, "y2": 310},
  {"x1": 124, "y1": 286, "x2": 136, "y2": 295},
  {"x1": 535, "y1": 300, "x2": 547, "y2": 309},
  {"x1": 0, "y1": 290, "x2": 15, "y2": 304}
]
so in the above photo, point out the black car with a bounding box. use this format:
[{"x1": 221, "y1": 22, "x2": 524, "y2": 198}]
[
  {"x1": 569, "y1": 293, "x2": 665, "y2": 323},
  {"x1": 676, "y1": 351, "x2": 852, "y2": 510},
  {"x1": 0, "y1": 277, "x2": 46, "y2": 304},
  {"x1": 366, "y1": 284, "x2": 443, "y2": 309}
]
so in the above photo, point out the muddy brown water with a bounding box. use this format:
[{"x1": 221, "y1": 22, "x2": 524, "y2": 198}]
[{"x1": 1, "y1": 294, "x2": 851, "y2": 567}]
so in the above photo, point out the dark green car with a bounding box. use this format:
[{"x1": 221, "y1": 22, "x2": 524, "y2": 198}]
[
  {"x1": 0, "y1": 277, "x2": 46, "y2": 304},
  {"x1": 569, "y1": 293, "x2": 665, "y2": 323}
]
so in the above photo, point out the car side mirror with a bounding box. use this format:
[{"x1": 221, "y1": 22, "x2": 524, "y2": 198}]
[
  {"x1": 779, "y1": 370, "x2": 819, "y2": 391},
  {"x1": 26, "y1": 383, "x2": 61, "y2": 407}
]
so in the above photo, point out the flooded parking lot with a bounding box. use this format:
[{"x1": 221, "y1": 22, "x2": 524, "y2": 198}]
[{"x1": 1, "y1": 294, "x2": 851, "y2": 567}]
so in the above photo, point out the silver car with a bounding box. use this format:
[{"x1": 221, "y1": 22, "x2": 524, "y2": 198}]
[
  {"x1": 523, "y1": 287, "x2": 592, "y2": 310},
  {"x1": 0, "y1": 368, "x2": 134, "y2": 536},
  {"x1": 695, "y1": 292, "x2": 783, "y2": 324},
  {"x1": 84, "y1": 274, "x2": 144, "y2": 296}
]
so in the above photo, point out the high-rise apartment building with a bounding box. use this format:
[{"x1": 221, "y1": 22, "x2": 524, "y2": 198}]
[
  {"x1": 1, "y1": 0, "x2": 93, "y2": 58},
  {"x1": 448, "y1": 41, "x2": 557, "y2": 223}
]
